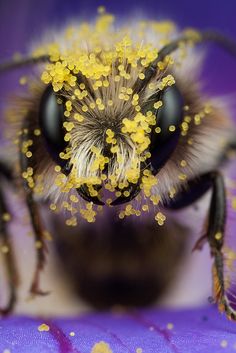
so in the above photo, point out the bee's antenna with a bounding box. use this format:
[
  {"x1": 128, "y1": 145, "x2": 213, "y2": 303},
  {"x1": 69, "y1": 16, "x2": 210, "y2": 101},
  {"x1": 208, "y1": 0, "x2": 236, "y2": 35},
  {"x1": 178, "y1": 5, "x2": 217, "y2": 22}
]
[
  {"x1": 201, "y1": 30, "x2": 236, "y2": 57},
  {"x1": 0, "y1": 55, "x2": 49, "y2": 74},
  {"x1": 134, "y1": 30, "x2": 236, "y2": 93}
]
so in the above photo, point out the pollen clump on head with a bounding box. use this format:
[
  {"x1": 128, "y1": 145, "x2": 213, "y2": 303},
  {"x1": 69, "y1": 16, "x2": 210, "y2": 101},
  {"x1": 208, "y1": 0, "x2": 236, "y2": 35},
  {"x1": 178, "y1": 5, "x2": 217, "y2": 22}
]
[{"x1": 36, "y1": 10, "x2": 178, "y2": 94}]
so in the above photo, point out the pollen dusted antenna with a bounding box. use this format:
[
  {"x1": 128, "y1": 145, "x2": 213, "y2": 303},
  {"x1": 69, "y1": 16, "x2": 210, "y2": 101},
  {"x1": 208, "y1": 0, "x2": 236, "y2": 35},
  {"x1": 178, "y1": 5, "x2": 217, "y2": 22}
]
[
  {"x1": 134, "y1": 30, "x2": 236, "y2": 93},
  {"x1": 0, "y1": 55, "x2": 50, "y2": 73}
]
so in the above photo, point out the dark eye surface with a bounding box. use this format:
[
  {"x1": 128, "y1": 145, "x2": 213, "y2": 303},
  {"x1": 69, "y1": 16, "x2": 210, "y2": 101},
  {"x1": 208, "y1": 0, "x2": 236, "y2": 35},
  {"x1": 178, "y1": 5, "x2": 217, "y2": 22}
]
[
  {"x1": 148, "y1": 84, "x2": 184, "y2": 173},
  {"x1": 39, "y1": 86, "x2": 67, "y2": 165}
]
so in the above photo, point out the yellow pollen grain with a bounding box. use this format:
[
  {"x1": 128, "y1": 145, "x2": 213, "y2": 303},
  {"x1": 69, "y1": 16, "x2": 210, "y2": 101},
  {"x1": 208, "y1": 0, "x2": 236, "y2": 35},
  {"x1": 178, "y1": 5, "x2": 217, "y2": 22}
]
[
  {"x1": 90, "y1": 102, "x2": 96, "y2": 109},
  {"x1": 43, "y1": 230, "x2": 53, "y2": 241},
  {"x1": 114, "y1": 75, "x2": 120, "y2": 82},
  {"x1": 169, "y1": 187, "x2": 176, "y2": 198},
  {"x1": 149, "y1": 83, "x2": 155, "y2": 90},
  {"x1": 54, "y1": 165, "x2": 61, "y2": 172},
  {"x1": 232, "y1": 197, "x2": 236, "y2": 210},
  {"x1": 188, "y1": 138, "x2": 193, "y2": 145},
  {"x1": 180, "y1": 159, "x2": 187, "y2": 167},
  {"x1": 138, "y1": 73, "x2": 145, "y2": 80},
  {"x1": 63, "y1": 122, "x2": 75, "y2": 132},
  {"x1": 169, "y1": 125, "x2": 176, "y2": 132},
  {"x1": 215, "y1": 232, "x2": 222, "y2": 240},
  {"x1": 167, "y1": 323, "x2": 174, "y2": 330},
  {"x1": 34, "y1": 129, "x2": 41, "y2": 136},
  {"x1": 69, "y1": 331, "x2": 75, "y2": 337},
  {"x1": 178, "y1": 173, "x2": 187, "y2": 181},
  {"x1": 119, "y1": 212, "x2": 125, "y2": 219},
  {"x1": 106, "y1": 129, "x2": 114, "y2": 137},
  {"x1": 19, "y1": 76, "x2": 27, "y2": 85},
  {"x1": 106, "y1": 198, "x2": 112, "y2": 205},
  {"x1": 70, "y1": 195, "x2": 79, "y2": 203},
  {"x1": 111, "y1": 145, "x2": 119, "y2": 153},
  {"x1": 35, "y1": 241, "x2": 43, "y2": 249},
  {"x1": 98, "y1": 104, "x2": 105, "y2": 110},
  {"x1": 74, "y1": 113, "x2": 84, "y2": 122},
  {"x1": 38, "y1": 323, "x2": 50, "y2": 332},
  {"x1": 82, "y1": 105, "x2": 88, "y2": 112},
  {"x1": 136, "y1": 348, "x2": 143, "y2": 353},
  {"x1": 220, "y1": 340, "x2": 228, "y2": 348},
  {"x1": 50, "y1": 203, "x2": 57, "y2": 211},
  {"x1": 91, "y1": 341, "x2": 113, "y2": 353},
  {"x1": 118, "y1": 93, "x2": 125, "y2": 100},
  {"x1": 2, "y1": 213, "x2": 11, "y2": 222},
  {"x1": 96, "y1": 98, "x2": 102, "y2": 105},
  {"x1": 184, "y1": 116, "x2": 191, "y2": 123},
  {"x1": 1, "y1": 245, "x2": 9, "y2": 254},
  {"x1": 97, "y1": 80, "x2": 103, "y2": 87},
  {"x1": 64, "y1": 111, "x2": 70, "y2": 118},
  {"x1": 123, "y1": 191, "x2": 130, "y2": 197},
  {"x1": 64, "y1": 133, "x2": 71, "y2": 142},
  {"x1": 103, "y1": 80, "x2": 109, "y2": 87},
  {"x1": 155, "y1": 127, "x2": 161, "y2": 134},
  {"x1": 155, "y1": 212, "x2": 166, "y2": 226},
  {"x1": 154, "y1": 101, "x2": 163, "y2": 109}
]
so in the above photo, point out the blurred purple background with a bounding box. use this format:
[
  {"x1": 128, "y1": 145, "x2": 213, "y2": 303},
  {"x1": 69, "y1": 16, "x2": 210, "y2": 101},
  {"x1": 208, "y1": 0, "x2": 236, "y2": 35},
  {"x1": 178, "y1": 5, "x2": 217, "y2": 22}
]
[{"x1": 0, "y1": 0, "x2": 236, "y2": 98}]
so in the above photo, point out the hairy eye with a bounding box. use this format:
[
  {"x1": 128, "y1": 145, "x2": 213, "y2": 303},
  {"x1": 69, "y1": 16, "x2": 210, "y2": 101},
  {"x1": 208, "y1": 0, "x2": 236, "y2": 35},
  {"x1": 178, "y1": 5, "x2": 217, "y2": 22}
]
[
  {"x1": 39, "y1": 86, "x2": 67, "y2": 166},
  {"x1": 149, "y1": 84, "x2": 184, "y2": 173}
]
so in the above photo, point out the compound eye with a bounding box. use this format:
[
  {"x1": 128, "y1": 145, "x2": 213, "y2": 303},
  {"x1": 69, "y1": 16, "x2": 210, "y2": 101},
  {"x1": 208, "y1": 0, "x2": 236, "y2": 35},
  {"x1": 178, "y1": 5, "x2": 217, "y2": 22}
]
[
  {"x1": 149, "y1": 84, "x2": 184, "y2": 173},
  {"x1": 39, "y1": 86, "x2": 67, "y2": 166}
]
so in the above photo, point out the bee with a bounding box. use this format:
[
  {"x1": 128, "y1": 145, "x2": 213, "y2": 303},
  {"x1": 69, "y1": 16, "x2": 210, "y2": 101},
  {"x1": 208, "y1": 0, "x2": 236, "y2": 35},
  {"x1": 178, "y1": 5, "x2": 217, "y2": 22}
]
[{"x1": 0, "y1": 10, "x2": 236, "y2": 318}]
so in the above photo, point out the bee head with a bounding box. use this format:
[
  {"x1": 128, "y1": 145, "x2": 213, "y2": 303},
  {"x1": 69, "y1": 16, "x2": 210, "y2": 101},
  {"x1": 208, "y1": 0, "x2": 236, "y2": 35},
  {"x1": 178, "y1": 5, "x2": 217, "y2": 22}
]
[
  {"x1": 2, "y1": 13, "x2": 234, "y2": 223},
  {"x1": 39, "y1": 70, "x2": 184, "y2": 206}
]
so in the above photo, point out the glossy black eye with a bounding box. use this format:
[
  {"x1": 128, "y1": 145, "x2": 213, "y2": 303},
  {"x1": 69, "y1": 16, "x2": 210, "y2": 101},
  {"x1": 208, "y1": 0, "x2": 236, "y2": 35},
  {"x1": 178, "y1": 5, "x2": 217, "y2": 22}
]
[
  {"x1": 148, "y1": 84, "x2": 184, "y2": 173},
  {"x1": 39, "y1": 86, "x2": 67, "y2": 166}
]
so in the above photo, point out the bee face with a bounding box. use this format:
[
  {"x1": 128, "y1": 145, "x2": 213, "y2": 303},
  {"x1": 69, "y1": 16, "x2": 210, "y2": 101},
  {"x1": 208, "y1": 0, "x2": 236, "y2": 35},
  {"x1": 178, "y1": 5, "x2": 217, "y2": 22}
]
[{"x1": 38, "y1": 73, "x2": 185, "y2": 207}]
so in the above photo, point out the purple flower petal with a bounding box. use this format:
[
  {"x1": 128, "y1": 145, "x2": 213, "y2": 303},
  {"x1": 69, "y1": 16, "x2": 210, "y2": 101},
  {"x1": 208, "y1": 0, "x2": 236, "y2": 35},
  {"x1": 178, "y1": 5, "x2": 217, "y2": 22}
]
[{"x1": 0, "y1": 305, "x2": 235, "y2": 353}]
